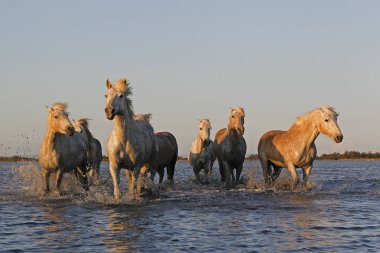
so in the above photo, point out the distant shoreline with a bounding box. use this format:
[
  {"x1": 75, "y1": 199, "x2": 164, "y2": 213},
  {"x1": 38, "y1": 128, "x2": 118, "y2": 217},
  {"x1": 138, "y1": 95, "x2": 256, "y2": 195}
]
[{"x1": 1, "y1": 152, "x2": 380, "y2": 163}]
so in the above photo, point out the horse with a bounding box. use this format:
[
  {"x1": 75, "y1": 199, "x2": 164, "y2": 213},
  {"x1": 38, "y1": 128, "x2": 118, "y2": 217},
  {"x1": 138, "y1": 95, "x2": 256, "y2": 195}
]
[
  {"x1": 104, "y1": 78, "x2": 157, "y2": 200},
  {"x1": 134, "y1": 114, "x2": 178, "y2": 184},
  {"x1": 214, "y1": 107, "x2": 247, "y2": 187},
  {"x1": 258, "y1": 106, "x2": 343, "y2": 191},
  {"x1": 72, "y1": 118, "x2": 102, "y2": 185},
  {"x1": 188, "y1": 119, "x2": 215, "y2": 184},
  {"x1": 39, "y1": 103, "x2": 89, "y2": 194}
]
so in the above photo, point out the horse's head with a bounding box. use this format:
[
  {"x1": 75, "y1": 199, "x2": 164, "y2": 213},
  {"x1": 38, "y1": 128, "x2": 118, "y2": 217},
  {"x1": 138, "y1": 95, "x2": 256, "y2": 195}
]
[
  {"x1": 198, "y1": 119, "x2": 212, "y2": 142},
  {"x1": 228, "y1": 107, "x2": 245, "y2": 135},
  {"x1": 47, "y1": 103, "x2": 74, "y2": 136},
  {"x1": 317, "y1": 106, "x2": 343, "y2": 143},
  {"x1": 72, "y1": 119, "x2": 83, "y2": 133},
  {"x1": 104, "y1": 79, "x2": 132, "y2": 120}
]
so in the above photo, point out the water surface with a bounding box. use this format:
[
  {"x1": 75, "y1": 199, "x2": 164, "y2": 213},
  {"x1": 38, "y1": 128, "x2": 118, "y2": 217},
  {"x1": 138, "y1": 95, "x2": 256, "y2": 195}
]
[{"x1": 0, "y1": 160, "x2": 379, "y2": 252}]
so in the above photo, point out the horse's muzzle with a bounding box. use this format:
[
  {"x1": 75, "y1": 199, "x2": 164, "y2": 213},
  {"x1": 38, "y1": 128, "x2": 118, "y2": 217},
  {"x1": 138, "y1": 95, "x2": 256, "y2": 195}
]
[
  {"x1": 105, "y1": 107, "x2": 115, "y2": 120},
  {"x1": 334, "y1": 134, "x2": 343, "y2": 143}
]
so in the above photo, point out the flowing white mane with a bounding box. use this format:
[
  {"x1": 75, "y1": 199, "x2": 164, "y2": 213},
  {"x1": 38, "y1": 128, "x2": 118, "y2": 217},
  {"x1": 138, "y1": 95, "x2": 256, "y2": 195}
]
[{"x1": 295, "y1": 105, "x2": 339, "y2": 125}]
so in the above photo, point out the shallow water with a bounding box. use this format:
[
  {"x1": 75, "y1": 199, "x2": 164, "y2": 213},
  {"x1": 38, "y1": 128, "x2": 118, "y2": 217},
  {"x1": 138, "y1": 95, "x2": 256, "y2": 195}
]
[{"x1": 0, "y1": 160, "x2": 379, "y2": 252}]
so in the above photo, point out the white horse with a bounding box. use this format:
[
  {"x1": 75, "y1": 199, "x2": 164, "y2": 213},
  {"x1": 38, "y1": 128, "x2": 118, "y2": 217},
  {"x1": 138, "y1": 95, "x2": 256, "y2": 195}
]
[
  {"x1": 73, "y1": 118, "x2": 102, "y2": 185},
  {"x1": 104, "y1": 79, "x2": 157, "y2": 200},
  {"x1": 214, "y1": 107, "x2": 247, "y2": 187},
  {"x1": 258, "y1": 106, "x2": 343, "y2": 191},
  {"x1": 188, "y1": 119, "x2": 215, "y2": 184},
  {"x1": 39, "y1": 103, "x2": 89, "y2": 194}
]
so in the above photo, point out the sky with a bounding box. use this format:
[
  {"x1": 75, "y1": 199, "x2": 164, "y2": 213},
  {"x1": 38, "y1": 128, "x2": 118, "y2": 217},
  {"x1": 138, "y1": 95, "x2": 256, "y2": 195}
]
[{"x1": 0, "y1": 0, "x2": 379, "y2": 157}]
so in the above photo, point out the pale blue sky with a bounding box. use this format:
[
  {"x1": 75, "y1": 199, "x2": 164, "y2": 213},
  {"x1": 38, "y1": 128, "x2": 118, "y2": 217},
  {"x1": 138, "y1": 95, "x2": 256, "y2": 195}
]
[{"x1": 0, "y1": 1, "x2": 379, "y2": 157}]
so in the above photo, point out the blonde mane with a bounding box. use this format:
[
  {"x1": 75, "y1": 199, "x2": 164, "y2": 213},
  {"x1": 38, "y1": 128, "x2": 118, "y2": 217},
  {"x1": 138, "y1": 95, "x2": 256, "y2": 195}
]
[
  {"x1": 295, "y1": 105, "x2": 339, "y2": 126},
  {"x1": 111, "y1": 78, "x2": 135, "y2": 118},
  {"x1": 75, "y1": 118, "x2": 94, "y2": 142},
  {"x1": 231, "y1": 107, "x2": 245, "y2": 117},
  {"x1": 134, "y1": 113, "x2": 152, "y2": 122},
  {"x1": 50, "y1": 102, "x2": 68, "y2": 112}
]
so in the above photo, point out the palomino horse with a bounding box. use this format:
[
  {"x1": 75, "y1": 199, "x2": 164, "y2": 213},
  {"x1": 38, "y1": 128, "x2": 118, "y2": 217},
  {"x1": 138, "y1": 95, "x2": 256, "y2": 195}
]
[
  {"x1": 189, "y1": 119, "x2": 215, "y2": 184},
  {"x1": 258, "y1": 106, "x2": 343, "y2": 191},
  {"x1": 214, "y1": 107, "x2": 247, "y2": 187},
  {"x1": 73, "y1": 118, "x2": 102, "y2": 185},
  {"x1": 134, "y1": 114, "x2": 178, "y2": 184},
  {"x1": 105, "y1": 79, "x2": 156, "y2": 200},
  {"x1": 39, "y1": 103, "x2": 89, "y2": 194}
]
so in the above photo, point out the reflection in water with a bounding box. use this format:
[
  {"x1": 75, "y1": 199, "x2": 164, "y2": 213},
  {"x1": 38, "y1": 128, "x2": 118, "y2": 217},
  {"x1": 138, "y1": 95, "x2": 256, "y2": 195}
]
[{"x1": 104, "y1": 206, "x2": 145, "y2": 252}]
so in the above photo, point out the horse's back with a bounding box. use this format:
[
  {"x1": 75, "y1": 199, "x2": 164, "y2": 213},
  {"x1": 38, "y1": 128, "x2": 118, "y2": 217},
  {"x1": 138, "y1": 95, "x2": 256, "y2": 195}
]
[{"x1": 154, "y1": 132, "x2": 178, "y2": 168}]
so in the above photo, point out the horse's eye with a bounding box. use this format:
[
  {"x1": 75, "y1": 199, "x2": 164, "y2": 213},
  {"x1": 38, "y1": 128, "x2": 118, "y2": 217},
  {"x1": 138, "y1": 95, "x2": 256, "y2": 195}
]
[
  {"x1": 325, "y1": 119, "x2": 329, "y2": 122},
  {"x1": 200, "y1": 128, "x2": 202, "y2": 130},
  {"x1": 119, "y1": 94, "x2": 123, "y2": 98},
  {"x1": 54, "y1": 115, "x2": 58, "y2": 119},
  {"x1": 232, "y1": 116, "x2": 235, "y2": 118}
]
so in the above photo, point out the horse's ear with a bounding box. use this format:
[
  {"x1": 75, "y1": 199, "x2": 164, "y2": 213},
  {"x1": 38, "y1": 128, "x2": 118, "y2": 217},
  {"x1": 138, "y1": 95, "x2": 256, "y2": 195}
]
[{"x1": 106, "y1": 79, "x2": 112, "y2": 89}]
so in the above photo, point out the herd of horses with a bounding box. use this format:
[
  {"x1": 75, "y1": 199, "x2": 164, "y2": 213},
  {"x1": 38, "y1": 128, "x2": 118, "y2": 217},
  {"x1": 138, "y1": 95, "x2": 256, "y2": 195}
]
[{"x1": 38, "y1": 78, "x2": 343, "y2": 200}]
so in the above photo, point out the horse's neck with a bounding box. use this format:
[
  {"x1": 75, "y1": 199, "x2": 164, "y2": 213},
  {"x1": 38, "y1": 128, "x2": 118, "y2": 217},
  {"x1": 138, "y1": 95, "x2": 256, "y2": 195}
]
[
  {"x1": 39, "y1": 127, "x2": 58, "y2": 167},
  {"x1": 227, "y1": 128, "x2": 241, "y2": 145},
  {"x1": 191, "y1": 135, "x2": 204, "y2": 154},
  {"x1": 114, "y1": 112, "x2": 137, "y2": 145},
  {"x1": 288, "y1": 119, "x2": 319, "y2": 152}
]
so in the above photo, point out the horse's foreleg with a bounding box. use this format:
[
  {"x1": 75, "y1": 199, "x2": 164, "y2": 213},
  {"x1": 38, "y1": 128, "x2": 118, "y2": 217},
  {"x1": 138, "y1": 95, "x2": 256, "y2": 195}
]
[
  {"x1": 218, "y1": 158, "x2": 225, "y2": 182},
  {"x1": 136, "y1": 164, "x2": 149, "y2": 197},
  {"x1": 55, "y1": 169, "x2": 63, "y2": 194},
  {"x1": 110, "y1": 165, "x2": 121, "y2": 201},
  {"x1": 125, "y1": 169, "x2": 134, "y2": 195},
  {"x1": 42, "y1": 168, "x2": 51, "y2": 194},
  {"x1": 287, "y1": 164, "x2": 299, "y2": 192},
  {"x1": 235, "y1": 164, "x2": 243, "y2": 185},
  {"x1": 223, "y1": 161, "x2": 232, "y2": 188}
]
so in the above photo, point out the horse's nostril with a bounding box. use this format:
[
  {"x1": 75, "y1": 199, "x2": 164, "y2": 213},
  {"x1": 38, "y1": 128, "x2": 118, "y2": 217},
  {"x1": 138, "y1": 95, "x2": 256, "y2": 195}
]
[{"x1": 111, "y1": 108, "x2": 115, "y2": 113}]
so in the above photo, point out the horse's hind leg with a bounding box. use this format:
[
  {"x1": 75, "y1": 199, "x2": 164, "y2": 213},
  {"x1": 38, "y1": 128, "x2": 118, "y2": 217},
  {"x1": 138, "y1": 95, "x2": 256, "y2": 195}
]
[
  {"x1": 167, "y1": 157, "x2": 176, "y2": 184},
  {"x1": 271, "y1": 164, "x2": 282, "y2": 182},
  {"x1": 42, "y1": 168, "x2": 51, "y2": 194},
  {"x1": 158, "y1": 168, "x2": 165, "y2": 184},
  {"x1": 74, "y1": 166, "x2": 89, "y2": 191},
  {"x1": 110, "y1": 164, "x2": 121, "y2": 200},
  {"x1": 136, "y1": 164, "x2": 150, "y2": 198},
  {"x1": 259, "y1": 158, "x2": 272, "y2": 184}
]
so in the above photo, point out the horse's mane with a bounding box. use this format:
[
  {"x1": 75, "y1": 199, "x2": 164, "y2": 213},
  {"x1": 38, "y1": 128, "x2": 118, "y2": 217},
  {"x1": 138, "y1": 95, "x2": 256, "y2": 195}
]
[
  {"x1": 295, "y1": 105, "x2": 339, "y2": 126},
  {"x1": 113, "y1": 79, "x2": 134, "y2": 118},
  {"x1": 231, "y1": 107, "x2": 245, "y2": 117},
  {"x1": 75, "y1": 118, "x2": 95, "y2": 143},
  {"x1": 51, "y1": 102, "x2": 68, "y2": 112},
  {"x1": 134, "y1": 113, "x2": 152, "y2": 122}
]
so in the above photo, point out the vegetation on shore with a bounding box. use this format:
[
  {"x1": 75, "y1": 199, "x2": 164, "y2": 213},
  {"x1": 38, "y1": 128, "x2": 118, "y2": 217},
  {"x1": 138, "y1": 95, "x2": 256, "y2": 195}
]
[
  {"x1": 246, "y1": 151, "x2": 380, "y2": 160},
  {"x1": 2, "y1": 151, "x2": 380, "y2": 162}
]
